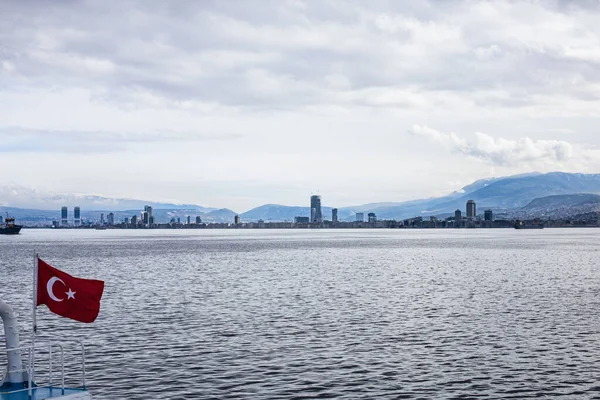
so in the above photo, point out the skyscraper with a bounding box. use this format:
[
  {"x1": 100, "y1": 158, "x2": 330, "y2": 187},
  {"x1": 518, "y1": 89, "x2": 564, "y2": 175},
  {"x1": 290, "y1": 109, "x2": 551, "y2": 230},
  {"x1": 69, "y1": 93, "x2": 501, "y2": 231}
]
[
  {"x1": 332, "y1": 208, "x2": 338, "y2": 223},
  {"x1": 484, "y1": 209, "x2": 493, "y2": 221},
  {"x1": 466, "y1": 200, "x2": 476, "y2": 219},
  {"x1": 356, "y1": 212, "x2": 364, "y2": 222},
  {"x1": 107, "y1": 212, "x2": 114, "y2": 225},
  {"x1": 100, "y1": 213, "x2": 105, "y2": 224},
  {"x1": 310, "y1": 195, "x2": 322, "y2": 223},
  {"x1": 141, "y1": 211, "x2": 149, "y2": 225},
  {"x1": 61, "y1": 206, "x2": 68, "y2": 226},
  {"x1": 234, "y1": 215, "x2": 240, "y2": 225},
  {"x1": 187, "y1": 215, "x2": 191, "y2": 225},
  {"x1": 196, "y1": 216, "x2": 202, "y2": 224},
  {"x1": 144, "y1": 205, "x2": 153, "y2": 219},
  {"x1": 74, "y1": 206, "x2": 81, "y2": 226},
  {"x1": 368, "y1": 212, "x2": 376, "y2": 223},
  {"x1": 455, "y1": 209, "x2": 462, "y2": 222}
]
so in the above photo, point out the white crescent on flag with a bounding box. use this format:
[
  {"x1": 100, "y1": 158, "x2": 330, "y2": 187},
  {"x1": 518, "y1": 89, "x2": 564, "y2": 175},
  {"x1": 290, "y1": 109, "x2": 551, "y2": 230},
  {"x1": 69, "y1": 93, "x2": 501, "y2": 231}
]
[{"x1": 47, "y1": 276, "x2": 65, "y2": 302}]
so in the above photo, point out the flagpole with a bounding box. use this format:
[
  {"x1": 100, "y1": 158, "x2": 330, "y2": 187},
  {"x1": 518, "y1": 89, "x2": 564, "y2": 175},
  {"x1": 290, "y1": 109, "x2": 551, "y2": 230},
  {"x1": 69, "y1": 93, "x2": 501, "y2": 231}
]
[
  {"x1": 32, "y1": 250, "x2": 38, "y2": 384},
  {"x1": 32, "y1": 250, "x2": 38, "y2": 334}
]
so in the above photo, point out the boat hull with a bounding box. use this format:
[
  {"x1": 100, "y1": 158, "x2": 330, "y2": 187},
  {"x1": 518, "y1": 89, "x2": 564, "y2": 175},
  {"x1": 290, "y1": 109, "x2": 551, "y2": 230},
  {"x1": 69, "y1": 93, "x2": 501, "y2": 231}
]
[{"x1": 0, "y1": 225, "x2": 22, "y2": 235}]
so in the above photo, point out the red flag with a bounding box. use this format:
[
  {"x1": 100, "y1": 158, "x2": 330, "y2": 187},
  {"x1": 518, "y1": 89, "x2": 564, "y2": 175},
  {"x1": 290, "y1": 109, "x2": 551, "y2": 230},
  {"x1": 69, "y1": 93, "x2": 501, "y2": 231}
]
[{"x1": 36, "y1": 258, "x2": 104, "y2": 323}]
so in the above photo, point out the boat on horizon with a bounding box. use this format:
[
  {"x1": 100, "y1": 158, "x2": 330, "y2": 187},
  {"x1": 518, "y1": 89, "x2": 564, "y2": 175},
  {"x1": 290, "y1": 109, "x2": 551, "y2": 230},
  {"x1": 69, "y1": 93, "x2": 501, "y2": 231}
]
[
  {"x1": 515, "y1": 220, "x2": 544, "y2": 229},
  {"x1": 0, "y1": 214, "x2": 22, "y2": 235}
]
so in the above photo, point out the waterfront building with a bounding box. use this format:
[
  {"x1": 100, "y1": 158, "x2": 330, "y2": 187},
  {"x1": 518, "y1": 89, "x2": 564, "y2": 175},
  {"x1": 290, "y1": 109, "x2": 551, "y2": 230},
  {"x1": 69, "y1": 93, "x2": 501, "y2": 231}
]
[
  {"x1": 61, "y1": 206, "x2": 68, "y2": 226},
  {"x1": 149, "y1": 216, "x2": 155, "y2": 226},
  {"x1": 131, "y1": 215, "x2": 137, "y2": 225},
  {"x1": 144, "y1": 205, "x2": 153, "y2": 219},
  {"x1": 466, "y1": 200, "x2": 476, "y2": 219},
  {"x1": 368, "y1": 212, "x2": 376, "y2": 223},
  {"x1": 455, "y1": 209, "x2": 462, "y2": 222},
  {"x1": 295, "y1": 216, "x2": 310, "y2": 223},
  {"x1": 356, "y1": 212, "x2": 364, "y2": 222},
  {"x1": 311, "y1": 208, "x2": 316, "y2": 223},
  {"x1": 74, "y1": 206, "x2": 81, "y2": 226},
  {"x1": 332, "y1": 208, "x2": 338, "y2": 223},
  {"x1": 107, "y1": 213, "x2": 114, "y2": 225},
  {"x1": 100, "y1": 213, "x2": 105, "y2": 224},
  {"x1": 310, "y1": 195, "x2": 323, "y2": 223},
  {"x1": 187, "y1": 215, "x2": 191, "y2": 225},
  {"x1": 196, "y1": 216, "x2": 202, "y2": 224},
  {"x1": 484, "y1": 209, "x2": 493, "y2": 221},
  {"x1": 234, "y1": 215, "x2": 240, "y2": 225},
  {"x1": 141, "y1": 211, "x2": 149, "y2": 225},
  {"x1": 124, "y1": 217, "x2": 129, "y2": 224}
]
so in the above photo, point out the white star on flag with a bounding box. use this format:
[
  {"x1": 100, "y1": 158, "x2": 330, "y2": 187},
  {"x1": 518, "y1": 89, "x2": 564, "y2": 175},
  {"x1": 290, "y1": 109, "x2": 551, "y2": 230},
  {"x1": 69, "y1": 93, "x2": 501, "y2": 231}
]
[{"x1": 66, "y1": 289, "x2": 76, "y2": 300}]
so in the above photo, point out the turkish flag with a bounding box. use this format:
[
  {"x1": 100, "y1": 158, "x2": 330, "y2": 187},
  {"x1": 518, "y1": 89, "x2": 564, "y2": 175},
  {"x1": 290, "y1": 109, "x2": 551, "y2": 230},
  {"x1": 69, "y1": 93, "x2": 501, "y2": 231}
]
[{"x1": 36, "y1": 258, "x2": 104, "y2": 323}]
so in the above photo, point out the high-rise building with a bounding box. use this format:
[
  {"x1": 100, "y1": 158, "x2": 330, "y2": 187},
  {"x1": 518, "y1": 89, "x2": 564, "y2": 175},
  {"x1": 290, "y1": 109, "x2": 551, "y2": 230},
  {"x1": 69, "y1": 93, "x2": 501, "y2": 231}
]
[
  {"x1": 144, "y1": 205, "x2": 153, "y2": 219},
  {"x1": 107, "y1": 213, "x2": 114, "y2": 225},
  {"x1": 124, "y1": 217, "x2": 129, "y2": 224},
  {"x1": 141, "y1": 211, "x2": 149, "y2": 225},
  {"x1": 368, "y1": 212, "x2": 376, "y2": 223},
  {"x1": 74, "y1": 206, "x2": 81, "y2": 226},
  {"x1": 100, "y1": 213, "x2": 105, "y2": 224},
  {"x1": 131, "y1": 215, "x2": 137, "y2": 225},
  {"x1": 187, "y1": 215, "x2": 191, "y2": 225},
  {"x1": 356, "y1": 212, "x2": 364, "y2": 222},
  {"x1": 196, "y1": 216, "x2": 202, "y2": 224},
  {"x1": 455, "y1": 209, "x2": 462, "y2": 222},
  {"x1": 484, "y1": 209, "x2": 493, "y2": 221},
  {"x1": 149, "y1": 216, "x2": 155, "y2": 226},
  {"x1": 310, "y1": 195, "x2": 322, "y2": 223},
  {"x1": 234, "y1": 215, "x2": 240, "y2": 225},
  {"x1": 61, "y1": 206, "x2": 68, "y2": 226},
  {"x1": 332, "y1": 208, "x2": 338, "y2": 223},
  {"x1": 466, "y1": 200, "x2": 476, "y2": 219}
]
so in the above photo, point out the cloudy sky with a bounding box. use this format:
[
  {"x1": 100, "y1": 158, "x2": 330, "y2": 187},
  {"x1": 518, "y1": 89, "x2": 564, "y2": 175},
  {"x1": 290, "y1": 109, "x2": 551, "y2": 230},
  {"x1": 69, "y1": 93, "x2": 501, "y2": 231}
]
[{"x1": 2, "y1": 0, "x2": 600, "y2": 211}]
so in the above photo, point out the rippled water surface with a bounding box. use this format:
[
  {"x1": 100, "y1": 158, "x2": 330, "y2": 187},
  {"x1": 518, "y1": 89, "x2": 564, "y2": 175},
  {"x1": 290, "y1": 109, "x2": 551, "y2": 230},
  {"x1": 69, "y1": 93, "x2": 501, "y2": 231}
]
[{"x1": 2, "y1": 228, "x2": 600, "y2": 399}]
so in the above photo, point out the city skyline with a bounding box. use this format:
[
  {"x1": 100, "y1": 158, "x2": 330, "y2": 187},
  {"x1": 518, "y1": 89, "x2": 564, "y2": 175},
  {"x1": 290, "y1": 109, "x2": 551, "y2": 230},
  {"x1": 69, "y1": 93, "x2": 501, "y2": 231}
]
[{"x1": 2, "y1": 1, "x2": 600, "y2": 211}]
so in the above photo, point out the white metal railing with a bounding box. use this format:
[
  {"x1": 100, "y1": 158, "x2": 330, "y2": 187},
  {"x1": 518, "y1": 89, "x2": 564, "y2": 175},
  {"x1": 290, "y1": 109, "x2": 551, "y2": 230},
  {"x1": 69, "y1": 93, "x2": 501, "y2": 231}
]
[{"x1": 0, "y1": 338, "x2": 87, "y2": 398}]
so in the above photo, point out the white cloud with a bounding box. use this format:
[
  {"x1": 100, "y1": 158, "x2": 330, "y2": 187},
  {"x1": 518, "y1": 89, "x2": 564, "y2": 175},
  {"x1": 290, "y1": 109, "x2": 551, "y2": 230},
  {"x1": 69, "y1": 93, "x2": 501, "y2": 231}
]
[{"x1": 409, "y1": 125, "x2": 573, "y2": 167}]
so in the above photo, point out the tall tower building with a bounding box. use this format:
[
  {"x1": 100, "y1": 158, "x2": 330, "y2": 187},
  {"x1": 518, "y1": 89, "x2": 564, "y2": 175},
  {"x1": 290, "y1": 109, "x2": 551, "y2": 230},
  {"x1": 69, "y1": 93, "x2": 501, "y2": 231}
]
[
  {"x1": 332, "y1": 208, "x2": 338, "y2": 223},
  {"x1": 107, "y1": 212, "x2": 114, "y2": 225},
  {"x1": 466, "y1": 200, "x2": 476, "y2": 219},
  {"x1": 310, "y1": 195, "x2": 322, "y2": 223},
  {"x1": 484, "y1": 209, "x2": 493, "y2": 221},
  {"x1": 455, "y1": 209, "x2": 462, "y2": 222},
  {"x1": 61, "y1": 206, "x2": 68, "y2": 226},
  {"x1": 356, "y1": 212, "x2": 364, "y2": 222},
  {"x1": 74, "y1": 206, "x2": 81, "y2": 226},
  {"x1": 144, "y1": 205, "x2": 153, "y2": 219},
  {"x1": 141, "y1": 211, "x2": 149, "y2": 225}
]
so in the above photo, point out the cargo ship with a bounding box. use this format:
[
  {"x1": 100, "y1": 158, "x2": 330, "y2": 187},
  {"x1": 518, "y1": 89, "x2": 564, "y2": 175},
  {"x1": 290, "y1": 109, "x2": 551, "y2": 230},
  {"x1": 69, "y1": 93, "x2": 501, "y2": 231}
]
[
  {"x1": 515, "y1": 220, "x2": 544, "y2": 229},
  {"x1": 0, "y1": 215, "x2": 22, "y2": 235}
]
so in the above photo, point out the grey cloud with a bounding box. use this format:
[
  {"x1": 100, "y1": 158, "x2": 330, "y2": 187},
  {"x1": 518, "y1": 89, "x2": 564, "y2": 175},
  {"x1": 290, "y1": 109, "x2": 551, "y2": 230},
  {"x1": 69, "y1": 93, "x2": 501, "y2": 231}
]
[
  {"x1": 3, "y1": 0, "x2": 600, "y2": 111},
  {"x1": 409, "y1": 125, "x2": 573, "y2": 166}
]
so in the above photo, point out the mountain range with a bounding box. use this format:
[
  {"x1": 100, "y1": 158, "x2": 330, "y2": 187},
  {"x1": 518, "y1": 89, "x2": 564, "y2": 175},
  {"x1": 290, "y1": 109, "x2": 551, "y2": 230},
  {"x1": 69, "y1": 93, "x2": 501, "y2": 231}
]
[{"x1": 1, "y1": 172, "x2": 599, "y2": 225}]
